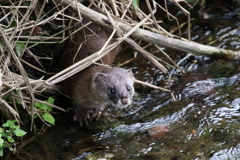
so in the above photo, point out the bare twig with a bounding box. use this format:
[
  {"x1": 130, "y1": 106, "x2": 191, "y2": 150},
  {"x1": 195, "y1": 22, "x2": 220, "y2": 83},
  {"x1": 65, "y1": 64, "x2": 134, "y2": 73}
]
[
  {"x1": 55, "y1": 0, "x2": 240, "y2": 60},
  {"x1": 135, "y1": 79, "x2": 176, "y2": 101}
]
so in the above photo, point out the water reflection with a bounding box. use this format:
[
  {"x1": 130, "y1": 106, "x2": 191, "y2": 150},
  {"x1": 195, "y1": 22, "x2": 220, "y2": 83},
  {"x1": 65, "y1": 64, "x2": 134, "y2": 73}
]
[{"x1": 210, "y1": 144, "x2": 240, "y2": 160}]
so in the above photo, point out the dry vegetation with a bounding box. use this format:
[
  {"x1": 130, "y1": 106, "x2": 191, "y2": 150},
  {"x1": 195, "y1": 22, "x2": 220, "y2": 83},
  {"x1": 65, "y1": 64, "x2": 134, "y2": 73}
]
[{"x1": 0, "y1": 0, "x2": 196, "y2": 129}]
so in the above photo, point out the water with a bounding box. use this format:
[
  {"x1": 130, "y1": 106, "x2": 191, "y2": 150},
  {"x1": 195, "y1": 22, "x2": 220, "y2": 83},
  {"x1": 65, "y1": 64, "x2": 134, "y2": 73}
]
[{"x1": 4, "y1": 1, "x2": 240, "y2": 159}]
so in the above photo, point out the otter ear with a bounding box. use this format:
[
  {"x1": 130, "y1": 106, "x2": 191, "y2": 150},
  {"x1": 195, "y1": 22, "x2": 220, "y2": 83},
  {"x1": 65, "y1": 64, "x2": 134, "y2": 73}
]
[
  {"x1": 94, "y1": 73, "x2": 107, "y2": 83},
  {"x1": 127, "y1": 69, "x2": 133, "y2": 75},
  {"x1": 126, "y1": 69, "x2": 135, "y2": 81},
  {"x1": 127, "y1": 69, "x2": 135, "y2": 77}
]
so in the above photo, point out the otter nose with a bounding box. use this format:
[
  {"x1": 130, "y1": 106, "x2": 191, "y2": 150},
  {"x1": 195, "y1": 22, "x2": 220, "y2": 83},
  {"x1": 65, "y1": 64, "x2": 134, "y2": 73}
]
[{"x1": 121, "y1": 97, "x2": 129, "y2": 105}]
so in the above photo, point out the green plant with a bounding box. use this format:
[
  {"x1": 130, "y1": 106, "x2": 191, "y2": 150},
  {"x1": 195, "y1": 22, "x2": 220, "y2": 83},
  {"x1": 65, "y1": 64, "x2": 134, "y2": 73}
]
[
  {"x1": 133, "y1": 0, "x2": 139, "y2": 12},
  {"x1": 34, "y1": 97, "x2": 55, "y2": 125},
  {"x1": 0, "y1": 120, "x2": 27, "y2": 157},
  {"x1": 14, "y1": 42, "x2": 26, "y2": 57}
]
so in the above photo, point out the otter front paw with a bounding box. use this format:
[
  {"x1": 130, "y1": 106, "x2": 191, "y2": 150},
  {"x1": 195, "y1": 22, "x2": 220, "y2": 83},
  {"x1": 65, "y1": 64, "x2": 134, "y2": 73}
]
[
  {"x1": 73, "y1": 107, "x2": 94, "y2": 127},
  {"x1": 91, "y1": 106, "x2": 107, "y2": 121},
  {"x1": 73, "y1": 106, "x2": 106, "y2": 126}
]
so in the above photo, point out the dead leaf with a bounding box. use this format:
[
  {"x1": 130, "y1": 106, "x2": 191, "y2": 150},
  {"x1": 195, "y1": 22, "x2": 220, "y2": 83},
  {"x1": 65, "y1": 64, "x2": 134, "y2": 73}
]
[
  {"x1": 148, "y1": 125, "x2": 169, "y2": 140},
  {"x1": 27, "y1": 26, "x2": 43, "y2": 35}
]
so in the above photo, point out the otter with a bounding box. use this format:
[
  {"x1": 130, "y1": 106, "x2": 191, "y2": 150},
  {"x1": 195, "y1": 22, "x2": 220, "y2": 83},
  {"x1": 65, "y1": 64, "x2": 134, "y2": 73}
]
[
  {"x1": 65, "y1": 65, "x2": 135, "y2": 126},
  {"x1": 61, "y1": 12, "x2": 135, "y2": 126}
]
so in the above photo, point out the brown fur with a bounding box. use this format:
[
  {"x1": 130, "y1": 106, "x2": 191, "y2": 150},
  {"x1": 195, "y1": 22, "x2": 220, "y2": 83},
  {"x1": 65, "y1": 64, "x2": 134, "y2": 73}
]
[{"x1": 61, "y1": 17, "x2": 120, "y2": 69}]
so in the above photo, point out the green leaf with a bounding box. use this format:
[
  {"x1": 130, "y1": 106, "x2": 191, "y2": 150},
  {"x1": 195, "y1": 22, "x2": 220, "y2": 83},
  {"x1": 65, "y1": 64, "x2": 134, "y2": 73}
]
[
  {"x1": 132, "y1": 0, "x2": 139, "y2": 12},
  {"x1": 14, "y1": 42, "x2": 25, "y2": 57},
  {"x1": 1, "y1": 141, "x2": 8, "y2": 148},
  {"x1": 33, "y1": 114, "x2": 38, "y2": 119},
  {"x1": 0, "y1": 138, "x2": 4, "y2": 146},
  {"x1": 35, "y1": 97, "x2": 54, "y2": 112},
  {"x1": 8, "y1": 146, "x2": 13, "y2": 151},
  {"x1": 5, "y1": 130, "x2": 10, "y2": 133},
  {"x1": 1, "y1": 132, "x2": 8, "y2": 137},
  {"x1": 35, "y1": 102, "x2": 48, "y2": 111},
  {"x1": 6, "y1": 136, "x2": 14, "y2": 143},
  {"x1": 44, "y1": 102, "x2": 52, "y2": 112},
  {"x1": 2, "y1": 121, "x2": 10, "y2": 127},
  {"x1": 42, "y1": 113, "x2": 55, "y2": 125},
  {"x1": 34, "y1": 102, "x2": 42, "y2": 109},
  {"x1": 45, "y1": 97, "x2": 54, "y2": 111},
  {"x1": 0, "y1": 128, "x2": 3, "y2": 133},
  {"x1": 0, "y1": 148, "x2": 3, "y2": 157},
  {"x1": 47, "y1": 97, "x2": 54, "y2": 105},
  {"x1": 14, "y1": 129, "x2": 27, "y2": 137},
  {"x1": 2, "y1": 120, "x2": 17, "y2": 128},
  {"x1": 46, "y1": 105, "x2": 52, "y2": 112}
]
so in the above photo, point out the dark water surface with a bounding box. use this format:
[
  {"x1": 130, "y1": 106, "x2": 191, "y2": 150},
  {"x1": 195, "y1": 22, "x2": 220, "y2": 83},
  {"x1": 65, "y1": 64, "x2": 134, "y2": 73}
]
[{"x1": 5, "y1": 1, "x2": 240, "y2": 160}]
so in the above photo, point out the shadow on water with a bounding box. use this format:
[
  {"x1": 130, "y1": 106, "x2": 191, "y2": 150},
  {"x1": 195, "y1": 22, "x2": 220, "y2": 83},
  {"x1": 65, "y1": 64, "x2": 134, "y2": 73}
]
[{"x1": 4, "y1": 0, "x2": 240, "y2": 160}]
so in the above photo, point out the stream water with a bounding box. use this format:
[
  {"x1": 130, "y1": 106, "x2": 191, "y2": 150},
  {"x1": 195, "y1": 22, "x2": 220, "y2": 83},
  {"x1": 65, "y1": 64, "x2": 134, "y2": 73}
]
[{"x1": 4, "y1": 1, "x2": 240, "y2": 160}]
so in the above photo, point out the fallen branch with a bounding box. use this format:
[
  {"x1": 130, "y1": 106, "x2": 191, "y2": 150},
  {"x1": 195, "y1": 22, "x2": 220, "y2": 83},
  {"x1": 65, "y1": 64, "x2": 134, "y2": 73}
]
[{"x1": 56, "y1": 0, "x2": 240, "y2": 60}]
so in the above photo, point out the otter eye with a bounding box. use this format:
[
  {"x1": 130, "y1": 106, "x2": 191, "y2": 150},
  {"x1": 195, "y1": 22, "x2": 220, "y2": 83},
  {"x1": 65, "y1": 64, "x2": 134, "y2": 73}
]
[
  {"x1": 110, "y1": 89, "x2": 115, "y2": 93},
  {"x1": 127, "y1": 86, "x2": 131, "y2": 91}
]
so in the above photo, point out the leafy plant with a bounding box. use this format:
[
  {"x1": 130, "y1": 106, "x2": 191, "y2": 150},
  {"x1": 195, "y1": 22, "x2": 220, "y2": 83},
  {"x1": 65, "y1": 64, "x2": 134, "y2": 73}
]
[
  {"x1": 14, "y1": 42, "x2": 26, "y2": 57},
  {"x1": 0, "y1": 120, "x2": 27, "y2": 157},
  {"x1": 34, "y1": 97, "x2": 55, "y2": 125}
]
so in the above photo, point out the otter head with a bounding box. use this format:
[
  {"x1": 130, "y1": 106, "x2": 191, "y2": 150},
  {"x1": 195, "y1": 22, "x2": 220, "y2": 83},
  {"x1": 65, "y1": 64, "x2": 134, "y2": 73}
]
[{"x1": 93, "y1": 67, "x2": 135, "y2": 108}]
